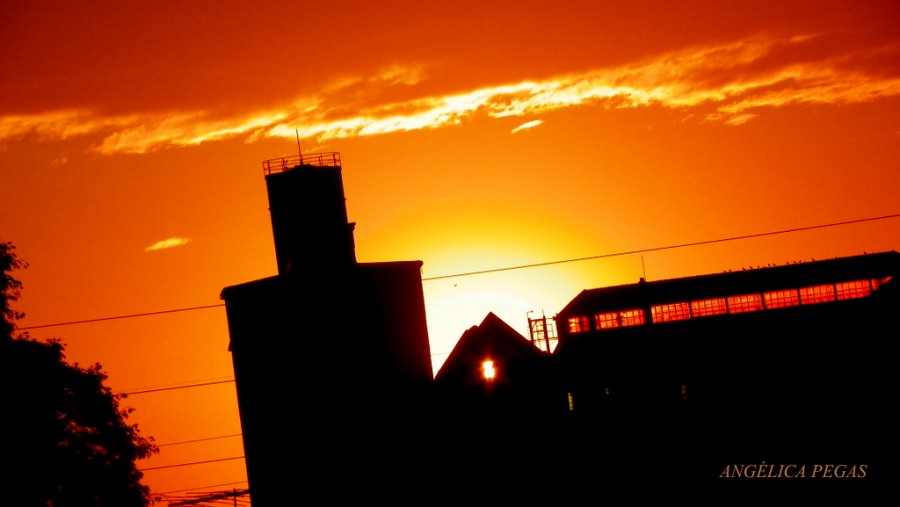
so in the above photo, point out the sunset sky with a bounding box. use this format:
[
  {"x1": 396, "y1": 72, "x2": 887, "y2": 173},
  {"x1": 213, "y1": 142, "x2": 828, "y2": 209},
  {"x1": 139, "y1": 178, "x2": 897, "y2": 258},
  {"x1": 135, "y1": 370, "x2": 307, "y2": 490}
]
[{"x1": 3, "y1": 0, "x2": 899, "y2": 501}]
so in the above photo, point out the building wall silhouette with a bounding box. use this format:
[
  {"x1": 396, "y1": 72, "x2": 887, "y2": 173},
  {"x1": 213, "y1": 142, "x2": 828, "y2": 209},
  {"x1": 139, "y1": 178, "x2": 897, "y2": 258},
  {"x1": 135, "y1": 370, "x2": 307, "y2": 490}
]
[
  {"x1": 220, "y1": 154, "x2": 433, "y2": 506},
  {"x1": 553, "y1": 251, "x2": 898, "y2": 414}
]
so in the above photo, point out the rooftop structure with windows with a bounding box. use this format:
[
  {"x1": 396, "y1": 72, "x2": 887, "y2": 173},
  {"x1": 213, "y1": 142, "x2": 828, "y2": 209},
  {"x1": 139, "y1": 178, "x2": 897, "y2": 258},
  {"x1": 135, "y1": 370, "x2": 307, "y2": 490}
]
[{"x1": 557, "y1": 251, "x2": 897, "y2": 338}]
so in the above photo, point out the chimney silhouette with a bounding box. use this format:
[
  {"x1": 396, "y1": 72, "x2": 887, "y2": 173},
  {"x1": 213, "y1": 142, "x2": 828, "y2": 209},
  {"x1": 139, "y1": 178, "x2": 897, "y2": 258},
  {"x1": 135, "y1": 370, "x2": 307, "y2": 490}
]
[{"x1": 263, "y1": 152, "x2": 356, "y2": 274}]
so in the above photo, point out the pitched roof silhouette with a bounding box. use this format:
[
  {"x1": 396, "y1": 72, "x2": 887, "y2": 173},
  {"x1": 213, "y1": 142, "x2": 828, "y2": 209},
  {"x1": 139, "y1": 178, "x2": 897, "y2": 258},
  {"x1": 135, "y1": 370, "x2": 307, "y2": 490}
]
[{"x1": 435, "y1": 312, "x2": 546, "y2": 385}]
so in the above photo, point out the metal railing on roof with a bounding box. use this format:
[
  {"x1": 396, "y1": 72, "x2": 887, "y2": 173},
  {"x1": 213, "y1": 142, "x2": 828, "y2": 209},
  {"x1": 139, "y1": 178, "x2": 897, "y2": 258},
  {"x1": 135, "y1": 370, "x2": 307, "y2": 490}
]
[{"x1": 262, "y1": 152, "x2": 341, "y2": 175}]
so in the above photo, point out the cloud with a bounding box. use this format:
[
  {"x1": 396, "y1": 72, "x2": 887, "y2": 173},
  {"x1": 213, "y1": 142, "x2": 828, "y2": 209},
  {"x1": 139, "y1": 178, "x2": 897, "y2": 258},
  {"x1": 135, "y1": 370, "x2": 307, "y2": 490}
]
[
  {"x1": 0, "y1": 107, "x2": 287, "y2": 154},
  {"x1": 722, "y1": 113, "x2": 759, "y2": 126},
  {"x1": 145, "y1": 237, "x2": 192, "y2": 252},
  {"x1": 267, "y1": 34, "x2": 900, "y2": 140},
  {"x1": 0, "y1": 109, "x2": 138, "y2": 142},
  {"x1": 93, "y1": 111, "x2": 288, "y2": 154},
  {"x1": 511, "y1": 120, "x2": 543, "y2": 133},
  {"x1": 3, "y1": 34, "x2": 899, "y2": 153}
]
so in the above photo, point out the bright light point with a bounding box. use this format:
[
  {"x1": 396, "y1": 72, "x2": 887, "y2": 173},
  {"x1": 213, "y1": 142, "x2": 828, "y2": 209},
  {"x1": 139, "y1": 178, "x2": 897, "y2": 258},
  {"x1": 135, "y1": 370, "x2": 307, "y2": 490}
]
[
  {"x1": 511, "y1": 119, "x2": 543, "y2": 133},
  {"x1": 482, "y1": 360, "x2": 496, "y2": 380},
  {"x1": 145, "y1": 237, "x2": 192, "y2": 252}
]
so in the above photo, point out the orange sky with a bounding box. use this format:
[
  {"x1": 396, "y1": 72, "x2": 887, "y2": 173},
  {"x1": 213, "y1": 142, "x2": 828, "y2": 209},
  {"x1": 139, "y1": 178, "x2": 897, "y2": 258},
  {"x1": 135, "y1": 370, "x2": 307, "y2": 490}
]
[{"x1": 2, "y1": 0, "x2": 899, "y2": 502}]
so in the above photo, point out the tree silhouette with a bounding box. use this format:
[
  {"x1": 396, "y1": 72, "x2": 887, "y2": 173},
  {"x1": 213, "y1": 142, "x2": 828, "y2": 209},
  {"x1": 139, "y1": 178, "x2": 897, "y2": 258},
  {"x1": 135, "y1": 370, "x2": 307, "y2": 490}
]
[{"x1": 1, "y1": 241, "x2": 158, "y2": 507}]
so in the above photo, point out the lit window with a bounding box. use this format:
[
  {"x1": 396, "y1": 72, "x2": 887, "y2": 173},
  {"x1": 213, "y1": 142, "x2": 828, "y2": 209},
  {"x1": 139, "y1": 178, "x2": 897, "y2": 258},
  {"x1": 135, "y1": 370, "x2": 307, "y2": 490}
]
[
  {"x1": 799, "y1": 284, "x2": 836, "y2": 305},
  {"x1": 836, "y1": 280, "x2": 871, "y2": 300},
  {"x1": 482, "y1": 360, "x2": 495, "y2": 380},
  {"x1": 763, "y1": 289, "x2": 800, "y2": 309},
  {"x1": 595, "y1": 312, "x2": 619, "y2": 330},
  {"x1": 651, "y1": 302, "x2": 691, "y2": 323},
  {"x1": 872, "y1": 276, "x2": 892, "y2": 291},
  {"x1": 691, "y1": 297, "x2": 727, "y2": 317},
  {"x1": 567, "y1": 316, "x2": 590, "y2": 334},
  {"x1": 727, "y1": 293, "x2": 763, "y2": 314},
  {"x1": 619, "y1": 309, "x2": 645, "y2": 327}
]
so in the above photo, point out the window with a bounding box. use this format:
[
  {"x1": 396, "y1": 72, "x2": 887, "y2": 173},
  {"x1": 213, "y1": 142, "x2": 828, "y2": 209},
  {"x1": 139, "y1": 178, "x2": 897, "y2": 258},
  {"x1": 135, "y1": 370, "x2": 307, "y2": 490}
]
[
  {"x1": 567, "y1": 315, "x2": 590, "y2": 334},
  {"x1": 871, "y1": 276, "x2": 892, "y2": 291},
  {"x1": 691, "y1": 297, "x2": 727, "y2": 317},
  {"x1": 799, "y1": 284, "x2": 836, "y2": 305},
  {"x1": 619, "y1": 308, "x2": 646, "y2": 327},
  {"x1": 727, "y1": 293, "x2": 763, "y2": 314},
  {"x1": 763, "y1": 289, "x2": 800, "y2": 309},
  {"x1": 835, "y1": 280, "x2": 871, "y2": 300},
  {"x1": 651, "y1": 302, "x2": 691, "y2": 323},
  {"x1": 595, "y1": 312, "x2": 620, "y2": 330},
  {"x1": 482, "y1": 360, "x2": 496, "y2": 380}
]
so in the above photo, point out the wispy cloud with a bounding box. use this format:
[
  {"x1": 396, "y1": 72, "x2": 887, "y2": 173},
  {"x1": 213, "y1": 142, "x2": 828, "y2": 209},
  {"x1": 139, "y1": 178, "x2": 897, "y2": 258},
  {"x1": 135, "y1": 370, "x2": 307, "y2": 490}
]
[
  {"x1": 0, "y1": 109, "x2": 138, "y2": 142},
  {"x1": 3, "y1": 34, "x2": 898, "y2": 153},
  {"x1": 271, "y1": 35, "x2": 900, "y2": 140},
  {"x1": 0, "y1": 108, "x2": 287, "y2": 154},
  {"x1": 95, "y1": 111, "x2": 288, "y2": 154},
  {"x1": 146, "y1": 237, "x2": 192, "y2": 252},
  {"x1": 511, "y1": 120, "x2": 543, "y2": 134}
]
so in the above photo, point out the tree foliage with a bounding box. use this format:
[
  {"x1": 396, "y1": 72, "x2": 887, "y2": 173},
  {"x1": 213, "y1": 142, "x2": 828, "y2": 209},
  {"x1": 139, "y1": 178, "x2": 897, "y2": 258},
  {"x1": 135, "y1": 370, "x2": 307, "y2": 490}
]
[
  {"x1": 1, "y1": 241, "x2": 158, "y2": 507},
  {"x1": 0, "y1": 241, "x2": 27, "y2": 338}
]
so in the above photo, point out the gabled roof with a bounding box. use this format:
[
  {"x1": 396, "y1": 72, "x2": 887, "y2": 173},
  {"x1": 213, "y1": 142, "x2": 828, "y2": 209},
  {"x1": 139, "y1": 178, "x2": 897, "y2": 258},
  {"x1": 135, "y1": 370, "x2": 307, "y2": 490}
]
[
  {"x1": 434, "y1": 312, "x2": 546, "y2": 385},
  {"x1": 558, "y1": 250, "x2": 899, "y2": 316}
]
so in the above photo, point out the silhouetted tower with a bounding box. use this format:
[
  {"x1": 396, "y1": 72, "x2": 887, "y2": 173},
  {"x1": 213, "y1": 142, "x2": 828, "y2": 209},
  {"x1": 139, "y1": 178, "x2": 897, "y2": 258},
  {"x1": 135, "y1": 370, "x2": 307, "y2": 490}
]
[
  {"x1": 263, "y1": 153, "x2": 356, "y2": 273},
  {"x1": 221, "y1": 153, "x2": 434, "y2": 507}
]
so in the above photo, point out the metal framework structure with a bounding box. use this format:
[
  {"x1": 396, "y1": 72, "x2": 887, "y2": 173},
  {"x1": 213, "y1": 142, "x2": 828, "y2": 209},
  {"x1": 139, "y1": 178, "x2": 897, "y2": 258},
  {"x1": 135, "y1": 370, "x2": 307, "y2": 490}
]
[{"x1": 262, "y1": 152, "x2": 342, "y2": 175}]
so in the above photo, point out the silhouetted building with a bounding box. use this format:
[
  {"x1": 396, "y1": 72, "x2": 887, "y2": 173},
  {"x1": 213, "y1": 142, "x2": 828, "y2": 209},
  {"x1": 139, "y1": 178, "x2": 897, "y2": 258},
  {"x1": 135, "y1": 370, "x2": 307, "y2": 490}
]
[
  {"x1": 554, "y1": 251, "x2": 897, "y2": 413},
  {"x1": 220, "y1": 153, "x2": 433, "y2": 507},
  {"x1": 223, "y1": 155, "x2": 898, "y2": 492},
  {"x1": 435, "y1": 251, "x2": 898, "y2": 485},
  {"x1": 434, "y1": 312, "x2": 562, "y2": 419},
  {"x1": 550, "y1": 251, "x2": 898, "y2": 477}
]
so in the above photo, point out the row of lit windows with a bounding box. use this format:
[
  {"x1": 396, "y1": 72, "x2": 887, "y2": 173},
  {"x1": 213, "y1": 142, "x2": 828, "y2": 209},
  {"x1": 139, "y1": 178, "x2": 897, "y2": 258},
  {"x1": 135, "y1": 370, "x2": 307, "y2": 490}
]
[{"x1": 567, "y1": 277, "x2": 890, "y2": 334}]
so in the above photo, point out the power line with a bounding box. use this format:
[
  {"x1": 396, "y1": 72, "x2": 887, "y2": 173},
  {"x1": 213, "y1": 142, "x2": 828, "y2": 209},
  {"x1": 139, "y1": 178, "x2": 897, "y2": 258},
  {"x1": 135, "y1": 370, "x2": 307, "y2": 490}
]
[
  {"x1": 167, "y1": 488, "x2": 250, "y2": 507},
  {"x1": 19, "y1": 303, "x2": 225, "y2": 331},
  {"x1": 15, "y1": 212, "x2": 900, "y2": 331},
  {"x1": 124, "y1": 379, "x2": 235, "y2": 396},
  {"x1": 139, "y1": 456, "x2": 245, "y2": 472},
  {"x1": 157, "y1": 433, "x2": 242, "y2": 448},
  {"x1": 157, "y1": 481, "x2": 249, "y2": 496},
  {"x1": 421, "y1": 212, "x2": 900, "y2": 280}
]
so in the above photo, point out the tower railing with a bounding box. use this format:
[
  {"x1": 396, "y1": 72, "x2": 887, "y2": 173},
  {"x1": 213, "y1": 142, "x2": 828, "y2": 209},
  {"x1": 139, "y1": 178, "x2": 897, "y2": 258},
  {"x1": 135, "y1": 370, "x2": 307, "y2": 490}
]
[{"x1": 262, "y1": 152, "x2": 342, "y2": 175}]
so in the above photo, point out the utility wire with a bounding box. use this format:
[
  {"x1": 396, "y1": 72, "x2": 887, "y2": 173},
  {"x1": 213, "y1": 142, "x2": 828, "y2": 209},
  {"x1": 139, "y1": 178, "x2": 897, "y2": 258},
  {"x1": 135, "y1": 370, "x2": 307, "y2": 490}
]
[
  {"x1": 19, "y1": 303, "x2": 225, "y2": 331},
  {"x1": 139, "y1": 456, "x2": 245, "y2": 472},
  {"x1": 421, "y1": 212, "x2": 900, "y2": 280},
  {"x1": 158, "y1": 433, "x2": 243, "y2": 448},
  {"x1": 16, "y1": 212, "x2": 900, "y2": 331},
  {"x1": 167, "y1": 488, "x2": 250, "y2": 507},
  {"x1": 124, "y1": 379, "x2": 235, "y2": 396},
  {"x1": 157, "y1": 481, "x2": 249, "y2": 496}
]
